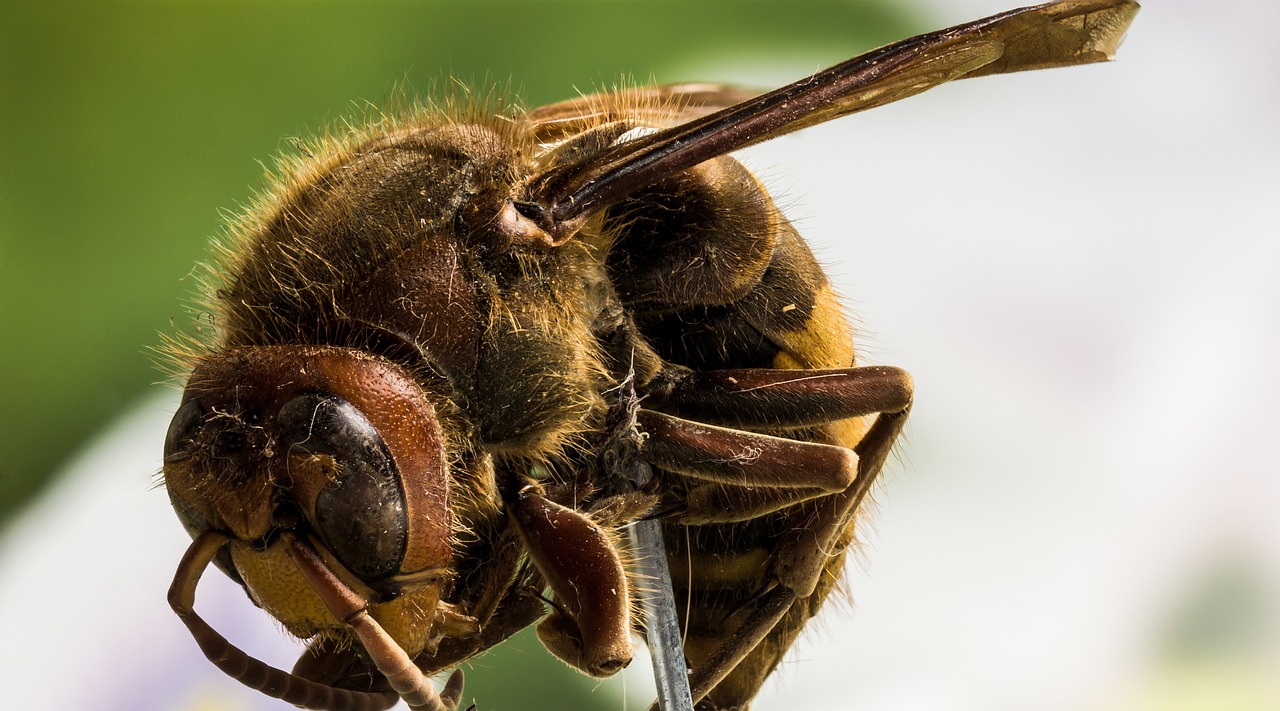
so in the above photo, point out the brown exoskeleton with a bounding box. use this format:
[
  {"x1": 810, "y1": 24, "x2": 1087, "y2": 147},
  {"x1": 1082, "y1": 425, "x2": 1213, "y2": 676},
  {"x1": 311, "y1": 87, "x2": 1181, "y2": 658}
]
[{"x1": 161, "y1": 2, "x2": 1139, "y2": 709}]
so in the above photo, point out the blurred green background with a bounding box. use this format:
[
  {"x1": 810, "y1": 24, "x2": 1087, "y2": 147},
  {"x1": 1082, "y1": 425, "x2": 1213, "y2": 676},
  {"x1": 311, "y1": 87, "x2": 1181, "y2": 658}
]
[{"x1": 0, "y1": 0, "x2": 916, "y2": 521}]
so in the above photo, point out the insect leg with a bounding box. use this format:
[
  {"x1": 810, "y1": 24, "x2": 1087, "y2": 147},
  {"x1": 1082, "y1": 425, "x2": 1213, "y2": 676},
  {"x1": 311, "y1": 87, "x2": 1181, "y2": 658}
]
[
  {"x1": 635, "y1": 409, "x2": 858, "y2": 492},
  {"x1": 647, "y1": 367, "x2": 912, "y2": 708},
  {"x1": 653, "y1": 364, "x2": 912, "y2": 429},
  {"x1": 657, "y1": 406, "x2": 910, "y2": 710},
  {"x1": 670, "y1": 482, "x2": 830, "y2": 524},
  {"x1": 651, "y1": 408, "x2": 909, "y2": 710},
  {"x1": 634, "y1": 364, "x2": 912, "y2": 524},
  {"x1": 505, "y1": 481, "x2": 634, "y2": 678},
  {"x1": 773, "y1": 403, "x2": 912, "y2": 599},
  {"x1": 639, "y1": 584, "x2": 796, "y2": 711},
  {"x1": 685, "y1": 586, "x2": 796, "y2": 706}
]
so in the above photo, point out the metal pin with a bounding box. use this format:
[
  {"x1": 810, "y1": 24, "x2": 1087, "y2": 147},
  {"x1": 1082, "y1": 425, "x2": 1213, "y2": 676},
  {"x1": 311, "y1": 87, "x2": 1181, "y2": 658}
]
[{"x1": 628, "y1": 462, "x2": 694, "y2": 711}]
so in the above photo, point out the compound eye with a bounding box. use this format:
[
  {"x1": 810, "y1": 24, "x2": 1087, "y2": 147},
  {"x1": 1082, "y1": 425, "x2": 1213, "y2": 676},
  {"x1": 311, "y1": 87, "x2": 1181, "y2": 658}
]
[
  {"x1": 277, "y1": 393, "x2": 408, "y2": 580},
  {"x1": 163, "y1": 397, "x2": 225, "y2": 548},
  {"x1": 164, "y1": 398, "x2": 204, "y2": 462}
]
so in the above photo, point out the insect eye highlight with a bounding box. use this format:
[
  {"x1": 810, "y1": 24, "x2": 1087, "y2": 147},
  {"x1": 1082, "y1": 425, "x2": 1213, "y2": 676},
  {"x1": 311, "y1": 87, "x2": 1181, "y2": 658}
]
[{"x1": 276, "y1": 393, "x2": 409, "y2": 581}]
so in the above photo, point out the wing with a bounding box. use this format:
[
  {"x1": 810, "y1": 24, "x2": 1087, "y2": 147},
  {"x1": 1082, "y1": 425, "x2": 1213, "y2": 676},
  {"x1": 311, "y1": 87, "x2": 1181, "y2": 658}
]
[
  {"x1": 523, "y1": 83, "x2": 761, "y2": 145},
  {"x1": 521, "y1": 0, "x2": 1139, "y2": 243}
]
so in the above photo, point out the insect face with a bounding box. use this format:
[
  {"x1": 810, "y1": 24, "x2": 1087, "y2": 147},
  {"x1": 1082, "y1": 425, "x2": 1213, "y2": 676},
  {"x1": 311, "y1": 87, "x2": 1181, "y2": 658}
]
[{"x1": 165, "y1": 346, "x2": 454, "y2": 654}]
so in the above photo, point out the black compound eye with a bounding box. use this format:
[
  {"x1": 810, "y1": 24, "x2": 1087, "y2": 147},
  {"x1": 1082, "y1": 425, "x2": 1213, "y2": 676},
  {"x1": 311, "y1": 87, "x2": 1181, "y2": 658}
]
[
  {"x1": 164, "y1": 398, "x2": 221, "y2": 548},
  {"x1": 164, "y1": 398, "x2": 205, "y2": 462},
  {"x1": 277, "y1": 393, "x2": 408, "y2": 580}
]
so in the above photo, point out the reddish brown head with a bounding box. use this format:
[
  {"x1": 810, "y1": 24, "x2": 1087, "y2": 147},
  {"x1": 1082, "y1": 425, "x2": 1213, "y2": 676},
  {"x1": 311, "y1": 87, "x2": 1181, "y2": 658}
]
[{"x1": 163, "y1": 345, "x2": 453, "y2": 655}]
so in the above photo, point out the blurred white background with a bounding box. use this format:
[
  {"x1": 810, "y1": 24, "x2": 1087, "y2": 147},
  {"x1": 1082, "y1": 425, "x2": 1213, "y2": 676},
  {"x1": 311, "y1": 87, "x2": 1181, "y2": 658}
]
[
  {"x1": 2, "y1": 1, "x2": 1276, "y2": 709},
  {"x1": 740, "y1": 2, "x2": 1280, "y2": 709}
]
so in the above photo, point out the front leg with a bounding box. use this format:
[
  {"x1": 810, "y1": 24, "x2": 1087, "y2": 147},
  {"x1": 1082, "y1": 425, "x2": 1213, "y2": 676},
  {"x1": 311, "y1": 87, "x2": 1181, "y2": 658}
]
[{"x1": 504, "y1": 481, "x2": 634, "y2": 678}]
